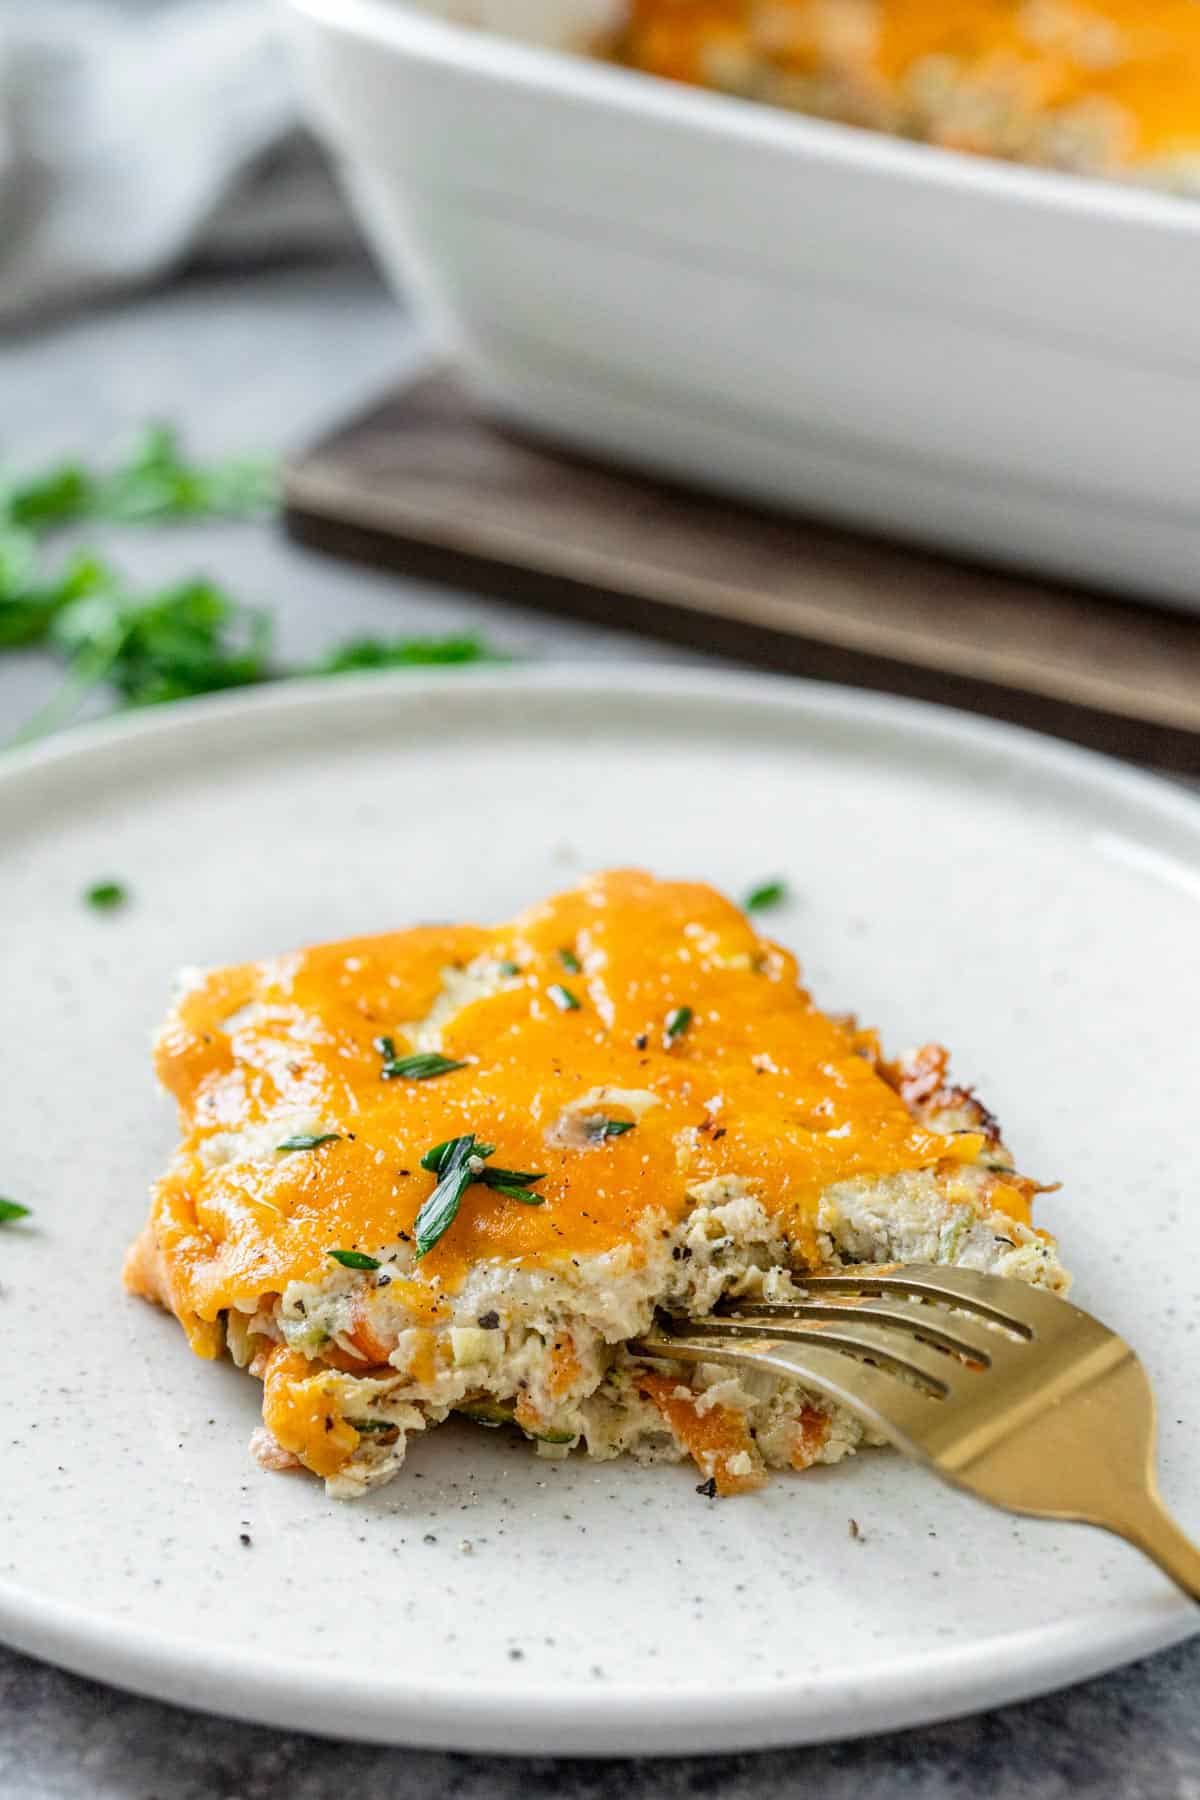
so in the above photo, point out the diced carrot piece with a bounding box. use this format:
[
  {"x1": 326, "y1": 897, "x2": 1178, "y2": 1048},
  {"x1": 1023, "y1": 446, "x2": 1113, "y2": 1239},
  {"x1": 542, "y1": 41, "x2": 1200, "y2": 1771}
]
[
  {"x1": 547, "y1": 1332, "x2": 583, "y2": 1398},
  {"x1": 635, "y1": 1370, "x2": 766, "y2": 1494},
  {"x1": 788, "y1": 1404, "x2": 832, "y2": 1470}
]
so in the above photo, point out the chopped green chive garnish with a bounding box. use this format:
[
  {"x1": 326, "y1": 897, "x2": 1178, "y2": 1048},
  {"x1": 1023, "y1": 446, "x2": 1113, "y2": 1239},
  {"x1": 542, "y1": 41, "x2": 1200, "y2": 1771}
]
[
  {"x1": 381, "y1": 1051, "x2": 468, "y2": 1081},
  {"x1": 420, "y1": 1140, "x2": 451, "y2": 1174},
  {"x1": 744, "y1": 879, "x2": 788, "y2": 913},
  {"x1": 587, "y1": 1118, "x2": 636, "y2": 1142},
  {"x1": 547, "y1": 983, "x2": 581, "y2": 1011},
  {"x1": 420, "y1": 1138, "x2": 496, "y2": 1174},
  {"x1": 0, "y1": 1198, "x2": 31, "y2": 1224},
  {"x1": 478, "y1": 1163, "x2": 546, "y2": 1188},
  {"x1": 557, "y1": 947, "x2": 581, "y2": 973},
  {"x1": 347, "y1": 1418, "x2": 397, "y2": 1434},
  {"x1": 414, "y1": 1134, "x2": 548, "y2": 1256},
  {"x1": 414, "y1": 1134, "x2": 479, "y2": 1259},
  {"x1": 327, "y1": 1249, "x2": 381, "y2": 1270},
  {"x1": 496, "y1": 961, "x2": 520, "y2": 978},
  {"x1": 374, "y1": 1035, "x2": 397, "y2": 1061},
  {"x1": 666, "y1": 1005, "x2": 693, "y2": 1040},
  {"x1": 85, "y1": 880, "x2": 127, "y2": 911},
  {"x1": 277, "y1": 1133, "x2": 342, "y2": 1152},
  {"x1": 486, "y1": 1182, "x2": 547, "y2": 1205}
]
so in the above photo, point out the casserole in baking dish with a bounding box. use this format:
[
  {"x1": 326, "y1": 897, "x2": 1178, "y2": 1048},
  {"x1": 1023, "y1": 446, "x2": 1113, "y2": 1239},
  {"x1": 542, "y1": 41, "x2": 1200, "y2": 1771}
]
[
  {"x1": 287, "y1": 0, "x2": 1200, "y2": 607},
  {"x1": 610, "y1": 3, "x2": 1200, "y2": 190}
]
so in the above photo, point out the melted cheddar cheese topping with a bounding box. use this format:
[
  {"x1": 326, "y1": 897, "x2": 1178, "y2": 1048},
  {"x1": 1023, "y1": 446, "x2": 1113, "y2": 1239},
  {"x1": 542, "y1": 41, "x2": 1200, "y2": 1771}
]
[
  {"x1": 616, "y1": 1, "x2": 1200, "y2": 166},
  {"x1": 260, "y1": 1346, "x2": 362, "y2": 1476},
  {"x1": 139, "y1": 870, "x2": 1004, "y2": 1350}
]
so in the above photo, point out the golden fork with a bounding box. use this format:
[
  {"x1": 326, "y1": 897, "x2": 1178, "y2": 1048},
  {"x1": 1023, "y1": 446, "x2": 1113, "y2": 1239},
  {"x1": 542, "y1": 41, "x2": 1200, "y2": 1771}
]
[{"x1": 632, "y1": 1263, "x2": 1200, "y2": 1598}]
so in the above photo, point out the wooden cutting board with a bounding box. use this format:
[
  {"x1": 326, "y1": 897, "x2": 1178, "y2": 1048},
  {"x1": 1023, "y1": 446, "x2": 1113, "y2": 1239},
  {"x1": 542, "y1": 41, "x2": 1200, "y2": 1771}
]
[{"x1": 285, "y1": 372, "x2": 1200, "y2": 772}]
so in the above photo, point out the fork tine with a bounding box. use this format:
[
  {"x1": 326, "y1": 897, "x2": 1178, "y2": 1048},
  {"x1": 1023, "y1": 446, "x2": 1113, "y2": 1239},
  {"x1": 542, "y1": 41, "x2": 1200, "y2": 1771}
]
[
  {"x1": 715, "y1": 1296, "x2": 1021, "y2": 1367},
  {"x1": 660, "y1": 1314, "x2": 979, "y2": 1396},
  {"x1": 631, "y1": 1326, "x2": 938, "y2": 1449},
  {"x1": 638, "y1": 1275, "x2": 1200, "y2": 1601},
  {"x1": 790, "y1": 1264, "x2": 1061, "y2": 1335}
]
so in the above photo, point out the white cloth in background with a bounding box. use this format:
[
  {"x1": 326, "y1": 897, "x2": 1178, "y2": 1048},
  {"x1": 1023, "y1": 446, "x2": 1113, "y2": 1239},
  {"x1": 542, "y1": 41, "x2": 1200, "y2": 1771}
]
[{"x1": 0, "y1": 0, "x2": 356, "y2": 326}]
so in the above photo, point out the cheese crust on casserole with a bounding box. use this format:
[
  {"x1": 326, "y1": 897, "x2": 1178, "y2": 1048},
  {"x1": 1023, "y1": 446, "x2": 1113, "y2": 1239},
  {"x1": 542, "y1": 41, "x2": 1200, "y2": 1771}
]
[
  {"x1": 125, "y1": 869, "x2": 1067, "y2": 1498},
  {"x1": 608, "y1": 1, "x2": 1200, "y2": 190}
]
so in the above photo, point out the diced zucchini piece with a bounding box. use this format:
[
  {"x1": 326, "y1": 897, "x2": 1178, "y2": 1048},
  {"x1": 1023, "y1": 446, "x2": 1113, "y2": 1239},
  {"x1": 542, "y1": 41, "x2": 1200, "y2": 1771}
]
[
  {"x1": 450, "y1": 1326, "x2": 504, "y2": 1368},
  {"x1": 534, "y1": 1438, "x2": 574, "y2": 1459},
  {"x1": 457, "y1": 1400, "x2": 516, "y2": 1429},
  {"x1": 225, "y1": 1311, "x2": 259, "y2": 1368}
]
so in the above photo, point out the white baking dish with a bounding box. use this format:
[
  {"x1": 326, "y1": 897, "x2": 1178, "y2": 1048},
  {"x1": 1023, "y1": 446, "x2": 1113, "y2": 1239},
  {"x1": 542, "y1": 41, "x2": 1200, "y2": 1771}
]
[{"x1": 285, "y1": 0, "x2": 1200, "y2": 608}]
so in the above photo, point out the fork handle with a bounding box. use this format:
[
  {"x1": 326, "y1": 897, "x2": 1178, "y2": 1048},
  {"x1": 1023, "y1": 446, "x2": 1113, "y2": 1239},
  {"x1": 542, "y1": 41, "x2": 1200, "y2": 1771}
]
[{"x1": 1112, "y1": 1489, "x2": 1200, "y2": 1602}]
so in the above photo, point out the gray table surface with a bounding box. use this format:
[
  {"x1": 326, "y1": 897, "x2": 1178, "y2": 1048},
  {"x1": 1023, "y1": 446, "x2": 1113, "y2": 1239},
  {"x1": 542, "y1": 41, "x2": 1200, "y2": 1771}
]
[{"x1": 2, "y1": 259, "x2": 1196, "y2": 1800}]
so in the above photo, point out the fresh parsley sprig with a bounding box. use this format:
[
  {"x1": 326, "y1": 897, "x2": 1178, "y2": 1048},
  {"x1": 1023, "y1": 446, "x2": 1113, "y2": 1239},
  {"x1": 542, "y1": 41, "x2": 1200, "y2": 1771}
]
[
  {"x1": 307, "y1": 634, "x2": 506, "y2": 675},
  {"x1": 0, "y1": 540, "x2": 112, "y2": 648},
  {"x1": 98, "y1": 424, "x2": 279, "y2": 524},
  {"x1": 13, "y1": 578, "x2": 272, "y2": 744},
  {"x1": 11, "y1": 605, "x2": 505, "y2": 742},
  {"x1": 2, "y1": 427, "x2": 510, "y2": 745},
  {"x1": 1, "y1": 424, "x2": 278, "y2": 536}
]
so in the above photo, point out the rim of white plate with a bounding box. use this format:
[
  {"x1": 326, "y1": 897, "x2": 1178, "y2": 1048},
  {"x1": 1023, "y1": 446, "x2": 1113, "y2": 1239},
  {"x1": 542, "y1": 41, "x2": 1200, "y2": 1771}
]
[{"x1": 0, "y1": 664, "x2": 1196, "y2": 1754}]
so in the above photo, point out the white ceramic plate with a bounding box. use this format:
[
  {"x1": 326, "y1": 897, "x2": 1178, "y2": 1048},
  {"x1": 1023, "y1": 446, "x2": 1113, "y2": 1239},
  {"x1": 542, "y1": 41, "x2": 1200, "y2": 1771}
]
[{"x1": 0, "y1": 666, "x2": 1196, "y2": 1754}]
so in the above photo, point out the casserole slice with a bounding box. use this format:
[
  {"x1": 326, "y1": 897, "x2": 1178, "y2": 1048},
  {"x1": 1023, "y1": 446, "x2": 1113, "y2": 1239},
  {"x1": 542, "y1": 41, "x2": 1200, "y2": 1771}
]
[{"x1": 125, "y1": 869, "x2": 1066, "y2": 1497}]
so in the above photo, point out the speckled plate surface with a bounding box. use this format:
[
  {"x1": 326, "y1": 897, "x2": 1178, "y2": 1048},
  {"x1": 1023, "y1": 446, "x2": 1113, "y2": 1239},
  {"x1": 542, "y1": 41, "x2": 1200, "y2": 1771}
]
[{"x1": 0, "y1": 667, "x2": 1196, "y2": 1754}]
